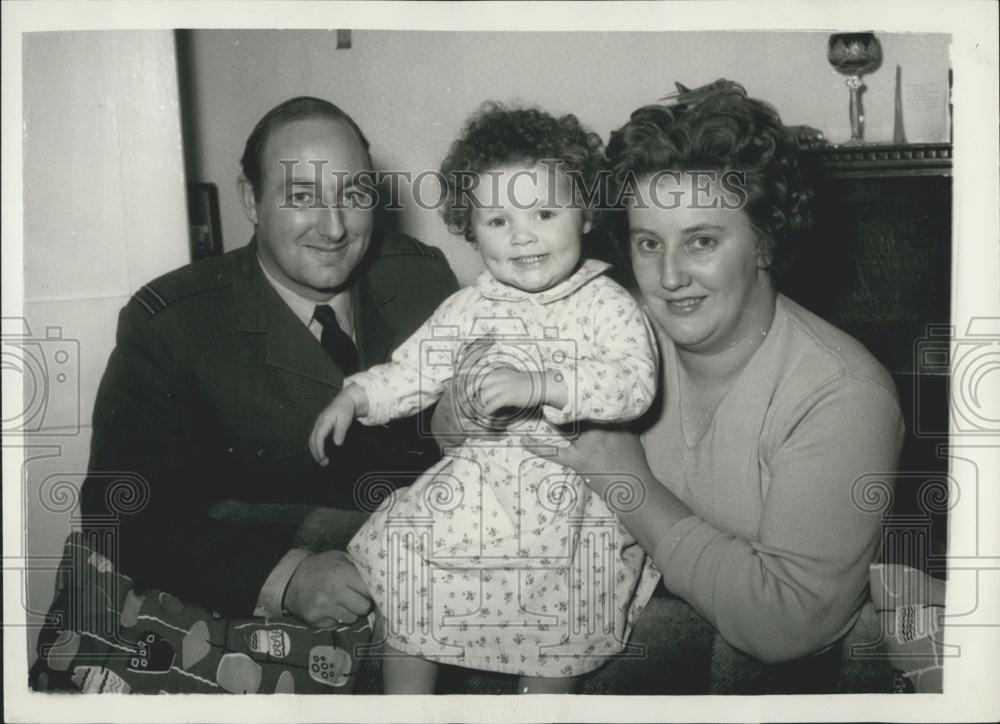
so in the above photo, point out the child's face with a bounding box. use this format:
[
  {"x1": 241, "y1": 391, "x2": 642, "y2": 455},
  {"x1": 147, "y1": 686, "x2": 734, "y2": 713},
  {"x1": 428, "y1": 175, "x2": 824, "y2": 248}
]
[{"x1": 470, "y1": 163, "x2": 591, "y2": 292}]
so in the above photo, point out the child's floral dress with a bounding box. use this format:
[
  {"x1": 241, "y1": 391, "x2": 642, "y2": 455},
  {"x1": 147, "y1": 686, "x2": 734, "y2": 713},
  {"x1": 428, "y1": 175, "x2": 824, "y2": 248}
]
[{"x1": 347, "y1": 260, "x2": 661, "y2": 676}]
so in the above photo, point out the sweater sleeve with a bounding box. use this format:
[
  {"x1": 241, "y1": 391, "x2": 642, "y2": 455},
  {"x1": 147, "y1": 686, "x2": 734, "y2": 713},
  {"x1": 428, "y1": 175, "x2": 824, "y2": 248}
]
[{"x1": 653, "y1": 376, "x2": 904, "y2": 662}]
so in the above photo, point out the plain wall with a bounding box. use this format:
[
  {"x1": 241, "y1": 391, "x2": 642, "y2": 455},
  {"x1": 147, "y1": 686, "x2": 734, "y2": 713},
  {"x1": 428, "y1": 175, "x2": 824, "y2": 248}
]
[
  {"x1": 20, "y1": 30, "x2": 190, "y2": 663},
  {"x1": 181, "y1": 29, "x2": 951, "y2": 285}
]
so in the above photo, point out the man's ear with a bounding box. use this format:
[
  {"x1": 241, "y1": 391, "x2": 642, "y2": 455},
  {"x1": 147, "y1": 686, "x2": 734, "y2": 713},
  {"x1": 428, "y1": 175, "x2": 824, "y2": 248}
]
[{"x1": 237, "y1": 175, "x2": 259, "y2": 226}]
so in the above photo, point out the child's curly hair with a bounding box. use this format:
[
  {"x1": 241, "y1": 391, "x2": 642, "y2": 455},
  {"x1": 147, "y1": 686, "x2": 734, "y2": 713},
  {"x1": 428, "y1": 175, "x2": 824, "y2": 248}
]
[
  {"x1": 606, "y1": 81, "x2": 812, "y2": 282},
  {"x1": 440, "y1": 103, "x2": 605, "y2": 242}
]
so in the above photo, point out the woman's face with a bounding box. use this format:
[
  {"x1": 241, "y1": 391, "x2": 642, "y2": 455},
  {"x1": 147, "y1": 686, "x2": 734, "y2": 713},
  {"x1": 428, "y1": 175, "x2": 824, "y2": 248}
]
[{"x1": 628, "y1": 172, "x2": 774, "y2": 355}]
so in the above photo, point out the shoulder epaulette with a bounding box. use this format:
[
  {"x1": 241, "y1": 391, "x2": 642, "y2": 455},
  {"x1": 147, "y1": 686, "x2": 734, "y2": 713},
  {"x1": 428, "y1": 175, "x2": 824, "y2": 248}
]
[
  {"x1": 131, "y1": 254, "x2": 233, "y2": 316},
  {"x1": 133, "y1": 284, "x2": 169, "y2": 315}
]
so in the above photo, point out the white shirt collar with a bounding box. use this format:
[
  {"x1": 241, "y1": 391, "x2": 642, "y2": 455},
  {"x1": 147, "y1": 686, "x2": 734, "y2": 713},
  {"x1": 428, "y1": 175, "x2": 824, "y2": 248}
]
[{"x1": 257, "y1": 254, "x2": 354, "y2": 337}]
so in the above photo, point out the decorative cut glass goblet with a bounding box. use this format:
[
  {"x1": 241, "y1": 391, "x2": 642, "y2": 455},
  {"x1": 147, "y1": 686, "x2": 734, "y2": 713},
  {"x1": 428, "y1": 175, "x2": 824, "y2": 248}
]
[{"x1": 827, "y1": 32, "x2": 882, "y2": 144}]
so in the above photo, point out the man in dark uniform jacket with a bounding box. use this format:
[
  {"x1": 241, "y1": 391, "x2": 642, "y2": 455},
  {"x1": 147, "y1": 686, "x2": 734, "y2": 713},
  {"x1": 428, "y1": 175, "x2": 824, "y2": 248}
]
[{"x1": 80, "y1": 97, "x2": 458, "y2": 627}]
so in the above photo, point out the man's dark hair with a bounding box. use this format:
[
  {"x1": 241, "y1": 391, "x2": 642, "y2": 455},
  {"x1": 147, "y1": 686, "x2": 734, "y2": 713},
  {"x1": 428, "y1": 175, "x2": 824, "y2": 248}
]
[{"x1": 240, "y1": 96, "x2": 371, "y2": 200}]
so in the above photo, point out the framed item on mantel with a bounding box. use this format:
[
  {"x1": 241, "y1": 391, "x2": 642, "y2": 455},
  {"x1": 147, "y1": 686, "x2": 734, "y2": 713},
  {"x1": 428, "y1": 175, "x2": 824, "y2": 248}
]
[{"x1": 186, "y1": 182, "x2": 224, "y2": 260}]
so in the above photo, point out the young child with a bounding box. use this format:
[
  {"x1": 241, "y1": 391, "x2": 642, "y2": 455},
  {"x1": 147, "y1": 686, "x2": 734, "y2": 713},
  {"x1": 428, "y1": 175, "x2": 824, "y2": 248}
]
[{"x1": 309, "y1": 104, "x2": 661, "y2": 694}]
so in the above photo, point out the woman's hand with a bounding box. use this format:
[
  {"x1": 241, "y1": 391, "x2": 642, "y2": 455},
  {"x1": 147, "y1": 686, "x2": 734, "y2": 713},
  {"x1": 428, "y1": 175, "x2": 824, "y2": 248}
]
[
  {"x1": 529, "y1": 424, "x2": 693, "y2": 556},
  {"x1": 535, "y1": 425, "x2": 654, "y2": 497},
  {"x1": 430, "y1": 378, "x2": 503, "y2": 449},
  {"x1": 430, "y1": 338, "x2": 509, "y2": 447}
]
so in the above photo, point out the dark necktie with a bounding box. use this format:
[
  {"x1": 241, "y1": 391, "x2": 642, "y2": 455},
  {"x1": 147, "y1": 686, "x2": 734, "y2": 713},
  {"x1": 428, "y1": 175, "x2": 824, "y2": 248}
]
[{"x1": 313, "y1": 304, "x2": 359, "y2": 375}]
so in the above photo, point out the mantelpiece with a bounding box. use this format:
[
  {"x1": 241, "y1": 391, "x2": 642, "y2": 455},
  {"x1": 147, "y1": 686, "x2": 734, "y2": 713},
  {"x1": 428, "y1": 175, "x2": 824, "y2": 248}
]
[{"x1": 800, "y1": 142, "x2": 952, "y2": 178}]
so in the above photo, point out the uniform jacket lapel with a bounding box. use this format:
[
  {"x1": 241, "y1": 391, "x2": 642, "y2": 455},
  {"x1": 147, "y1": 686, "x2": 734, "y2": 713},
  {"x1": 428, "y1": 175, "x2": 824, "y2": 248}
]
[
  {"x1": 232, "y1": 236, "x2": 402, "y2": 387},
  {"x1": 233, "y1": 240, "x2": 344, "y2": 389},
  {"x1": 354, "y1": 258, "x2": 399, "y2": 370}
]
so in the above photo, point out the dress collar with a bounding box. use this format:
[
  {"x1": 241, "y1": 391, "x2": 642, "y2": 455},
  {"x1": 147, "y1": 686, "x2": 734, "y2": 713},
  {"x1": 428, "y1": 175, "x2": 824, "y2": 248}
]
[{"x1": 475, "y1": 258, "x2": 611, "y2": 304}]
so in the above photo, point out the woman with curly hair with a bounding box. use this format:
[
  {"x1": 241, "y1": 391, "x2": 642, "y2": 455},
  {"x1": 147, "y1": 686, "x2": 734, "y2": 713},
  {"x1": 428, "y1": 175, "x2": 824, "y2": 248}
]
[
  {"x1": 427, "y1": 84, "x2": 907, "y2": 694},
  {"x1": 311, "y1": 104, "x2": 661, "y2": 693},
  {"x1": 547, "y1": 82, "x2": 905, "y2": 691}
]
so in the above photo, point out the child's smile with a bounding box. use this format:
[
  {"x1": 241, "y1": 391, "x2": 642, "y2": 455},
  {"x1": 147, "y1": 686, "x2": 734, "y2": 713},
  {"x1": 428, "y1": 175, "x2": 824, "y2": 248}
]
[
  {"x1": 470, "y1": 163, "x2": 591, "y2": 293},
  {"x1": 510, "y1": 252, "x2": 550, "y2": 267}
]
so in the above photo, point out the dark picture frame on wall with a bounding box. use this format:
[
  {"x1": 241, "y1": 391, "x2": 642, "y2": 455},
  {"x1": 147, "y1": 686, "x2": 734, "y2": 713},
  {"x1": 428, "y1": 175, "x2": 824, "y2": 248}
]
[{"x1": 186, "y1": 181, "x2": 224, "y2": 260}]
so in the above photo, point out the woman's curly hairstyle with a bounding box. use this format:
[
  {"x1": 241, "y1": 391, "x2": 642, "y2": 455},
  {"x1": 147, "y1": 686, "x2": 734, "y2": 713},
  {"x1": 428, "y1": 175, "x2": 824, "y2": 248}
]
[
  {"x1": 606, "y1": 82, "x2": 812, "y2": 280},
  {"x1": 440, "y1": 103, "x2": 605, "y2": 242}
]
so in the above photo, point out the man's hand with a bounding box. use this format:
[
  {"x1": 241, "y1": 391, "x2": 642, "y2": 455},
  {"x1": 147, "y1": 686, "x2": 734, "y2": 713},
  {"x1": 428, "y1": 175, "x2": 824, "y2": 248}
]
[
  {"x1": 283, "y1": 550, "x2": 372, "y2": 627},
  {"x1": 310, "y1": 386, "x2": 366, "y2": 465}
]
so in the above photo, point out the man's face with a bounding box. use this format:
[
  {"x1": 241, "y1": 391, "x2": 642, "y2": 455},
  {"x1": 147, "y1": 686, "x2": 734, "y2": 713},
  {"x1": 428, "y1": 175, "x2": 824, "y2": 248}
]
[{"x1": 240, "y1": 117, "x2": 374, "y2": 300}]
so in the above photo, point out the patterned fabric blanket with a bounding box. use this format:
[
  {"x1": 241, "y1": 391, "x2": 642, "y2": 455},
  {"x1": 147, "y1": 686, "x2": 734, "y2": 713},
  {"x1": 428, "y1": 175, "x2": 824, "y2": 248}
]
[
  {"x1": 30, "y1": 533, "x2": 926, "y2": 695},
  {"x1": 30, "y1": 532, "x2": 376, "y2": 694}
]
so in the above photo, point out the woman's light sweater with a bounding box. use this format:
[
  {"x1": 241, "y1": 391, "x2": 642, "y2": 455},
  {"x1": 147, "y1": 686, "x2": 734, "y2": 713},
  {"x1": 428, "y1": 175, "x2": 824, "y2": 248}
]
[{"x1": 643, "y1": 294, "x2": 905, "y2": 663}]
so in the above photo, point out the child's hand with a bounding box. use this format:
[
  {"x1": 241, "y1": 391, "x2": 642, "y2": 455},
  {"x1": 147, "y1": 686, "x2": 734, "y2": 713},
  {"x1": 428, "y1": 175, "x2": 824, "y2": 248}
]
[
  {"x1": 473, "y1": 366, "x2": 569, "y2": 420},
  {"x1": 310, "y1": 390, "x2": 359, "y2": 466},
  {"x1": 473, "y1": 366, "x2": 540, "y2": 417}
]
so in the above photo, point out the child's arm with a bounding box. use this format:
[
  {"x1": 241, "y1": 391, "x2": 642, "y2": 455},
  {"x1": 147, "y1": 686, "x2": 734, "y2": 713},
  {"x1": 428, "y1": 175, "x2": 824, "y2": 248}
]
[
  {"x1": 309, "y1": 384, "x2": 370, "y2": 465},
  {"x1": 346, "y1": 287, "x2": 477, "y2": 427},
  {"x1": 544, "y1": 279, "x2": 659, "y2": 425},
  {"x1": 474, "y1": 367, "x2": 567, "y2": 417},
  {"x1": 473, "y1": 282, "x2": 657, "y2": 423}
]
